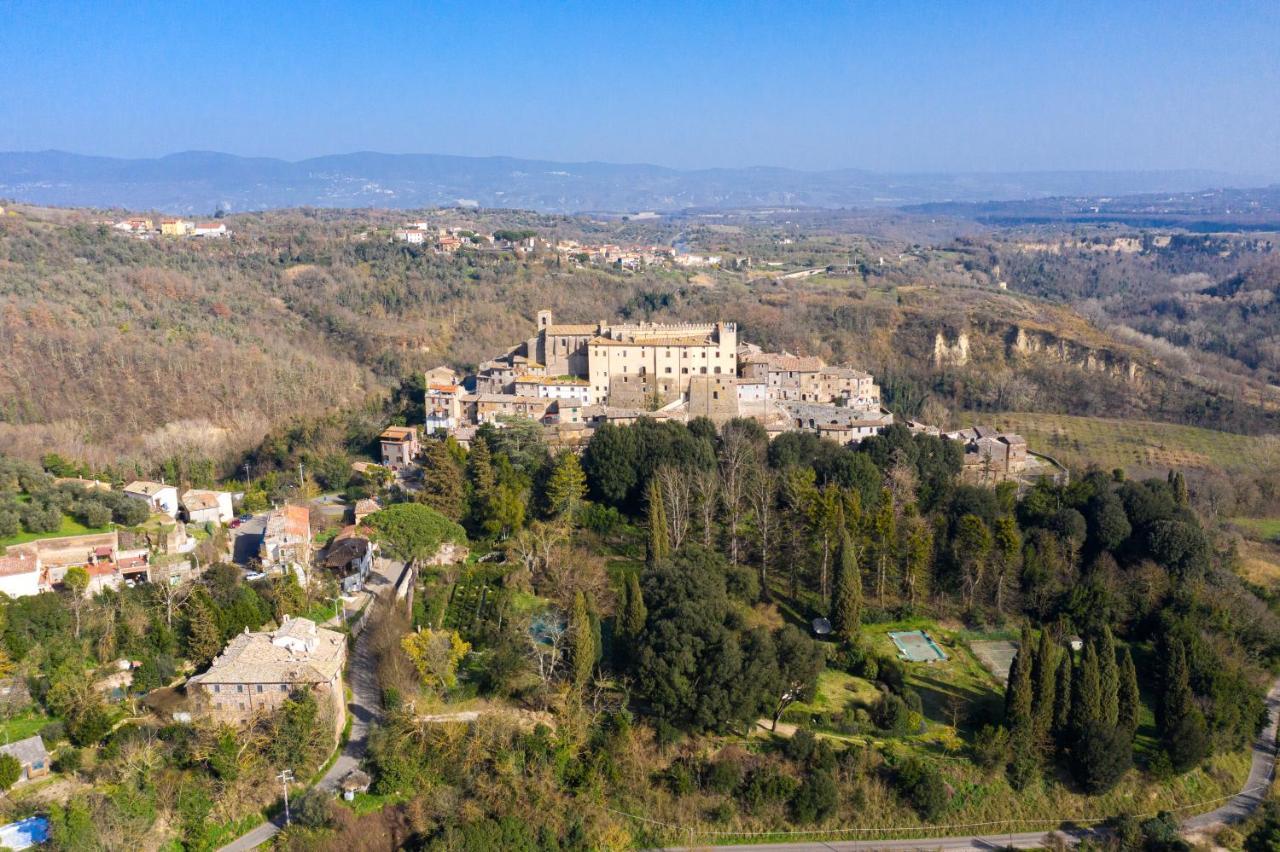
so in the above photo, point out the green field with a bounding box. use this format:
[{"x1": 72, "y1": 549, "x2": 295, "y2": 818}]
[
  {"x1": 976, "y1": 411, "x2": 1280, "y2": 474},
  {"x1": 0, "y1": 515, "x2": 113, "y2": 550},
  {"x1": 1231, "y1": 517, "x2": 1280, "y2": 542}
]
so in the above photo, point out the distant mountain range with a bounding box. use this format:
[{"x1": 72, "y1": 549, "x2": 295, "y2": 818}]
[{"x1": 0, "y1": 150, "x2": 1273, "y2": 214}]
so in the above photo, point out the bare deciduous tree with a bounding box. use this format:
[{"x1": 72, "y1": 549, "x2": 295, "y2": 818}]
[
  {"x1": 747, "y1": 465, "x2": 778, "y2": 594},
  {"x1": 655, "y1": 465, "x2": 693, "y2": 552},
  {"x1": 692, "y1": 466, "x2": 721, "y2": 549},
  {"x1": 718, "y1": 429, "x2": 757, "y2": 565}
]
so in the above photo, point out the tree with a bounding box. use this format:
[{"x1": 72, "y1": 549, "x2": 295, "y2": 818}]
[
  {"x1": 831, "y1": 532, "x2": 863, "y2": 645},
  {"x1": 1245, "y1": 804, "x2": 1280, "y2": 852},
  {"x1": 1053, "y1": 650, "x2": 1073, "y2": 741},
  {"x1": 401, "y1": 628, "x2": 471, "y2": 693},
  {"x1": 954, "y1": 514, "x2": 991, "y2": 610},
  {"x1": 646, "y1": 477, "x2": 669, "y2": 564},
  {"x1": 1096, "y1": 627, "x2": 1120, "y2": 728},
  {"x1": 1070, "y1": 723, "x2": 1132, "y2": 793},
  {"x1": 768, "y1": 625, "x2": 825, "y2": 731},
  {"x1": 364, "y1": 503, "x2": 467, "y2": 564},
  {"x1": 895, "y1": 758, "x2": 949, "y2": 820},
  {"x1": 185, "y1": 590, "x2": 224, "y2": 667},
  {"x1": 294, "y1": 788, "x2": 333, "y2": 829},
  {"x1": 1031, "y1": 629, "x2": 1058, "y2": 742},
  {"x1": 901, "y1": 515, "x2": 933, "y2": 608},
  {"x1": 1118, "y1": 646, "x2": 1140, "y2": 738},
  {"x1": 1071, "y1": 641, "x2": 1104, "y2": 733},
  {"x1": 719, "y1": 426, "x2": 757, "y2": 565},
  {"x1": 62, "y1": 565, "x2": 90, "y2": 638},
  {"x1": 748, "y1": 466, "x2": 779, "y2": 592},
  {"x1": 544, "y1": 451, "x2": 586, "y2": 520},
  {"x1": 1160, "y1": 639, "x2": 1210, "y2": 772},
  {"x1": 654, "y1": 465, "x2": 694, "y2": 552},
  {"x1": 989, "y1": 515, "x2": 1021, "y2": 614},
  {"x1": 619, "y1": 572, "x2": 646, "y2": 640},
  {"x1": 1004, "y1": 627, "x2": 1035, "y2": 732},
  {"x1": 869, "y1": 489, "x2": 897, "y2": 601},
  {"x1": 418, "y1": 439, "x2": 466, "y2": 520},
  {"x1": 569, "y1": 591, "x2": 596, "y2": 690},
  {"x1": 581, "y1": 423, "x2": 637, "y2": 507},
  {"x1": 0, "y1": 753, "x2": 20, "y2": 790}
]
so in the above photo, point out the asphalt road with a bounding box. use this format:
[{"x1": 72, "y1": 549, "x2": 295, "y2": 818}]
[{"x1": 216, "y1": 556, "x2": 405, "y2": 852}]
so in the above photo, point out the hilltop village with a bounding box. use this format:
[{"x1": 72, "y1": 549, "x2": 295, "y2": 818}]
[{"x1": 402, "y1": 309, "x2": 1053, "y2": 485}]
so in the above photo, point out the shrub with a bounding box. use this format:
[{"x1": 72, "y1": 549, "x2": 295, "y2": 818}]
[
  {"x1": 665, "y1": 760, "x2": 697, "y2": 795},
  {"x1": 739, "y1": 765, "x2": 798, "y2": 815},
  {"x1": 789, "y1": 769, "x2": 838, "y2": 824},
  {"x1": 970, "y1": 725, "x2": 1010, "y2": 772},
  {"x1": 873, "y1": 691, "x2": 917, "y2": 736},
  {"x1": 294, "y1": 789, "x2": 333, "y2": 828},
  {"x1": 705, "y1": 755, "x2": 744, "y2": 794},
  {"x1": 39, "y1": 720, "x2": 67, "y2": 744},
  {"x1": 896, "y1": 758, "x2": 949, "y2": 820},
  {"x1": 0, "y1": 754, "x2": 20, "y2": 790}
]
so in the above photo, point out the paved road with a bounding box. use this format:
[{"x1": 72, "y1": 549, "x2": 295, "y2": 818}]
[
  {"x1": 217, "y1": 557, "x2": 405, "y2": 852},
  {"x1": 661, "y1": 677, "x2": 1280, "y2": 852}
]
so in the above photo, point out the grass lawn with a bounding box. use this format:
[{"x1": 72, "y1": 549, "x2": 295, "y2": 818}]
[
  {"x1": 0, "y1": 515, "x2": 113, "y2": 550},
  {"x1": 1231, "y1": 517, "x2": 1280, "y2": 542},
  {"x1": 0, "y1": 708, "x2": 51, "y2": 743},
  {"x1": 973, "y1": 411, "x2": 1280, "y2": 475}
]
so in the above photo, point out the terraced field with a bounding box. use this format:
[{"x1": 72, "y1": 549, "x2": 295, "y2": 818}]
[{"x1": 976, "y1": 412, "x2": 1280, "y2": 474}]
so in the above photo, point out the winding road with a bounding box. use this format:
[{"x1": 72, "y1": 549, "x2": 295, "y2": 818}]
[{"x1": 216, "y1": 557, "x2": 404, "y2": 852}]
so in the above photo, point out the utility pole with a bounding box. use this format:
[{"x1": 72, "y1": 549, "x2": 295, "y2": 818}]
[{"x1": 277, "y1": 768, "x2": 294, "y2": 824}]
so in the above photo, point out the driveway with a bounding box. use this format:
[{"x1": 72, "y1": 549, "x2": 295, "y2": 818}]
[{"x1": 217, "y1": 556, "x2": 406, "y2": 852}]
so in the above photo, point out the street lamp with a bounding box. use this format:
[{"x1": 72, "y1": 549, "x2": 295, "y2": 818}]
[{"x1": 277, "y1": 768, "x2": 294, "y2": 824}]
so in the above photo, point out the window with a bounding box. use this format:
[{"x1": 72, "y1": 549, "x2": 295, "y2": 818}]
[
  {"x1": 714, "y1": 367, "x2": 722, "y2": 374},
  {"x1": 257, "y1": 684, "x2": 264, "y2": 693},
  {"x1": 236, "y1": 684, "x2": 244, "y2": 693},
  {"x1": 700, "y1": 367, "x2": 707, "y2": 374},
  {"x1": 682, "y1": 367, "x2": 688, "y2": 374},
  {"x1": 213, "y1": 685, "x2": 220, "y2": 694},
  {"x1": 280, "y1": 684, "x2": 288, "y2": 692},
  {"x1": 713, "y1": 391, "x2": 719, "y2": 400},
  {"x1": 239, "y1": 702, "x2": 245, "y2": 710}
]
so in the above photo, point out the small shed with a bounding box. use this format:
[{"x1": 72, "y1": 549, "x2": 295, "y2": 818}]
[{"x1": 340, "y1": 768, "x2": 371, "y2": 801}]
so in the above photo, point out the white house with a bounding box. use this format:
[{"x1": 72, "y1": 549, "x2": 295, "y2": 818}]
[
  {"x1": 123, "y1": 481, "x2": 180, "y2": 517},
  {"x1": 180, "y1": 489, "x2": 235, "y2": 525},
  {"x1": 192, "y1": 222, "x2": 228, "y2": 238},
  {"x1": 0, "y1": 548, "x2": 40, "y2": 599},
  {"x1": 393, "y1": 228, "x2": 429, "y2": 245},
  {"x1": 537, "y1": 378, "x2": 593, "y2": 405}
]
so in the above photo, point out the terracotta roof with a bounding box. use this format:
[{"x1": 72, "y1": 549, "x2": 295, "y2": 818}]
[
  {"x1": 545, "y1": 323, "x2": 598, "y2": 335},
  {"x1": 379, "y1": 426, "x2": 416, "y2": 442},
  {"x1": 265, "y1": 504, "x2": 310, "y2": 543},
  {"x1": 743, "y1": 352, "x2": 824, "y2": 372},
  {"x1": 0, "y1": 548, "x2": 38, "y2": 578},
  {"x1": 124, "y1": 480, "x2": 172, "y2": 497},
  {"x1": 588, "y1": 335, "x2": 714, "y2": 348},
  {"x1": 354, "y1": 498, "x2": 380, "y2": 515},
  {"x1": 181, "y1": 489, "x2": 224, "y2": 512}
]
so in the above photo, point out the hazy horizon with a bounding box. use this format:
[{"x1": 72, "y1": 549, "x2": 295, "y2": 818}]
[{"x1": 3, "y1": 1, "x2": 1278, "y2": 175}]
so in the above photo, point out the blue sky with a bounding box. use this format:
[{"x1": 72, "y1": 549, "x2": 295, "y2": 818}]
[{"x1": 2, "y1": 0, "x2": 1278, "y2": 174}]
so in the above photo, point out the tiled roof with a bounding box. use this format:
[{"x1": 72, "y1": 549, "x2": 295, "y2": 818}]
[
  {"x1": 545, "y1": 323, "x2": 598, "y2": 335},
  {"x1": 588, "y1": 335, "x2": 713, "y2": 347},
  {"x1": 379, "y1": 426, "x2": 416, "y2": 441},
  {"x1": 743, "y1": 353, "x2": 825, "y2": 372},
  {"x1": 0, "y1": 548, "x2": 38, "y2": 578},
  {"x1": 0, "y1": 735, "x2": 47, "y2": 767},
  {"x1": 181, "y1": 489, "x2": 223, "y2": 512},
  {"x1": 124, "y1": 481, "x2": 171, "y2": 497},
  {"x1": 188, "y1": 617, "x2": 345, "y2": 686}
]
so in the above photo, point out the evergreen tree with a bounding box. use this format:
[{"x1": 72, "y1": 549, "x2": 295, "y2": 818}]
[
  {"x1": 1160, "y1": 639, "x2": 1210, "y2": 772},
  {"x1": 1169, "y1": 470, "x2": 1189, "y2": 507},
  {"x1": 647, "y1": 477, "x2": 669, "y2": 564},
  {"x1": 620, "y1": 572, "x2": 647, "y2": 639},
  {"x1": 831, "y1": 532, "x2": 863, "y2": 644},
  {"x1": 570, "y1": 591, "x2": 595, "y2": 690},
  {"x1": 466, "y1": 437, "x2": 497, "y2": 531},
  {"x1": 1071, "y1": 641, "x2": 1103, "y2": 733},
  {"x1": 869, "y1": 489, "x2": 897, "y2": 600},
  {"x1": 1031, "y1": 629, "x2": 1058, "y2": 741},
  {"x1": 185, "y1": 591, "x2": 224, "y2": 667},
  {"x1": 1053, "y1": 650, "x2": 1073, "y2": 740},
  {"x1": 901, "y1": 516, "x2": 933, "y2": 609},
  {"x1": 1097, "y1": 626, "x2": 1120, "y2": 728},
  {"x1": 1118, "y1": 647, "x2": 1140, "y2": 738},
  {"x1": 417, "y1": 439, "x2": 466, "y2": 520},
  {"x1": 545, "y1": 450, "x2": 587, "y2": 520},
  {"x1": 1005, "y1": 626, "x2": 1035, "y2": 732}
]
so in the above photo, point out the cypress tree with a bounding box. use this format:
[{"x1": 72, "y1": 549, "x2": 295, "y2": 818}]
[
  {"x1": 1160, "y1": 639, "x2": 1210, "y2": 771},
  {"x1": 831, "y1": 532, "x2": 863, "y2": 644},
  {"x1": 621, "y1": 572, "x2": 647, "y2": 639},
  {"x1": 1053, "y1": 650, "x2": 1073, "y2": 741},
  {"x1": 647, "y1": 477, "x2": 669, "y2": 564},
  {"x1": 1071, "y1": 642, "x2": 1103, "y2": 733},
  {"x1": 1118, "y1": 647, "x2": 1140, "y2": 738},
  {"x1": 1031, "y1": 629, "x2": 1058, "y2": 740},
  {"x1": 1097, "y1": 627, "x2": 1120, "y2": 728},
  {"x1": 1005, "y1": 626, "x2": 1035, "y2": 732},
  {"x1": 570, "y1": 591, "x2": 595, "y2": 690}
]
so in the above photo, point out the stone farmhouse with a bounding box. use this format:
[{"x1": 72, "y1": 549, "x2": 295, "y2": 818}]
[{"x1": 187, "y1": 617, "x2": 346, "y2": 736}]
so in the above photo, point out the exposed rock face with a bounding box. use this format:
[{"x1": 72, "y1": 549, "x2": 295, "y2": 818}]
[
  {"x1": 933, "y1": 332, "x2": 970, "y2": 367},
  {"x1": 1009, "y1": 327, "x2": 1142, "y2": 382}
]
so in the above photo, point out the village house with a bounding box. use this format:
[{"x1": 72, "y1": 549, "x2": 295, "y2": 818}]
[
  {"x1": 393, "y1": 228, "x2": 429, "y2": 245},
  {"x1": 379, "y1": 426, "x2": 420, "y2": 471},
  {"x1": 351, "y1": 498, "x2": 380, "y2": 526},
  {"x1": 187, "y1": 617, "x2": 346, "y2": 736},
  {"x1": 180, "y1": 489, "x2": 234, "y2": 525},
  {"x1": 947, "y1": 427, "x2": 1030, "y2": 482},
  {"x1": 159, "y1": 218, "x2": 194, "y2": 236},
  {"x1": 320, "y1": 530, "x2": 376, "y2": 593},
  {"x1": 123, "y1": 481, "x2": 180, "y2": 517},
  {"x1": 0, "y1": 735, "x2": 49, "y2": 784},
  {"x1": 112, "y1": 217, "x2": 153, "y2": 234},
  {"x1": 424, "y1": 383, "x2": 464, "y2": 432},
  {"x1": 0, "y1": 547, "x2": 40, "y2": 598},
  {"x1": 259, "y1": 505, "x2": 311, "y2": 573},
  {"x1": 192, "y1": 222, "x2": 228, "y2": 237}
]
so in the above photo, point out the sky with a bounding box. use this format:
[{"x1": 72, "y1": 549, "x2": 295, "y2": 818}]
[{"x1": 2, "y1": 0, "x2": 1278, "y2": 175}]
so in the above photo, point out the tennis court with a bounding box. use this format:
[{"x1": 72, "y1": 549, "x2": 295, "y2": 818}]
[
  {"x1": 889, "y1": 629, "x2": 947, "y2": 662},
  {"x1": 970, "y1": 639, "x2": 1019, "y2": 683}
]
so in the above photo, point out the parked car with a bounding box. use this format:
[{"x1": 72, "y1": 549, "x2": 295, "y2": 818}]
[
  {"x1": 238, "y1": 513, "x2": 253, "y2": 522},
  {"x1": 244, "y1": 571, "x2": 266, "y2": 582},
  {"x1": 229, "y1": 519, "x2": 241, "y2": 529}
]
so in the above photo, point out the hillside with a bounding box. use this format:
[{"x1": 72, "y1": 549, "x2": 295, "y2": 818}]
[{"x1": 2, "y1": 203, "x2": 1279, "y2": 474}]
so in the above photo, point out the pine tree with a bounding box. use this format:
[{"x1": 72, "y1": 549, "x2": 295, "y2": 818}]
[
  {"x1": 570, "y1": 591, "x2": 595, "y2": 691},
  {"x1": 1004, "y1": 626, "x2": 1035, "y2": 733},
  {"x1": 1071, "y1": 642, "x2": 1103, "y2": 733},
  {"x1": 647, "y1": 477, "x2": 669, "y2": 563},
  {"x1": 545, "y1": 451, "x2": 587, "y2": 520},
  {"x1": 1031, "y1": 629, "x2": 1058, "y2": 741},
  {"x1": 621, "y1": 572, "x2": 647, "y2": 639},
  {"x1": 831, "y1": 532, "x2": 863, "y2": 644},
  {"x1": 185, "y1": 592, "x2": 224, "y2": 668},
  {"x1": 1118, "y1": 647, "x2": 1140, "y2": 738},
  {"x1": 1097, "y1": 627, "x2": 1120, "y2": 728},
  {"x1": 466, "y1": 437, "x2": 496, "y2": 531},
  {"x1": 418, "y1": 439, "x2": 466, "y2": 520},
  {"x1": 1053, "y1": 650, "x2": 1073, "y2": 741}
]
